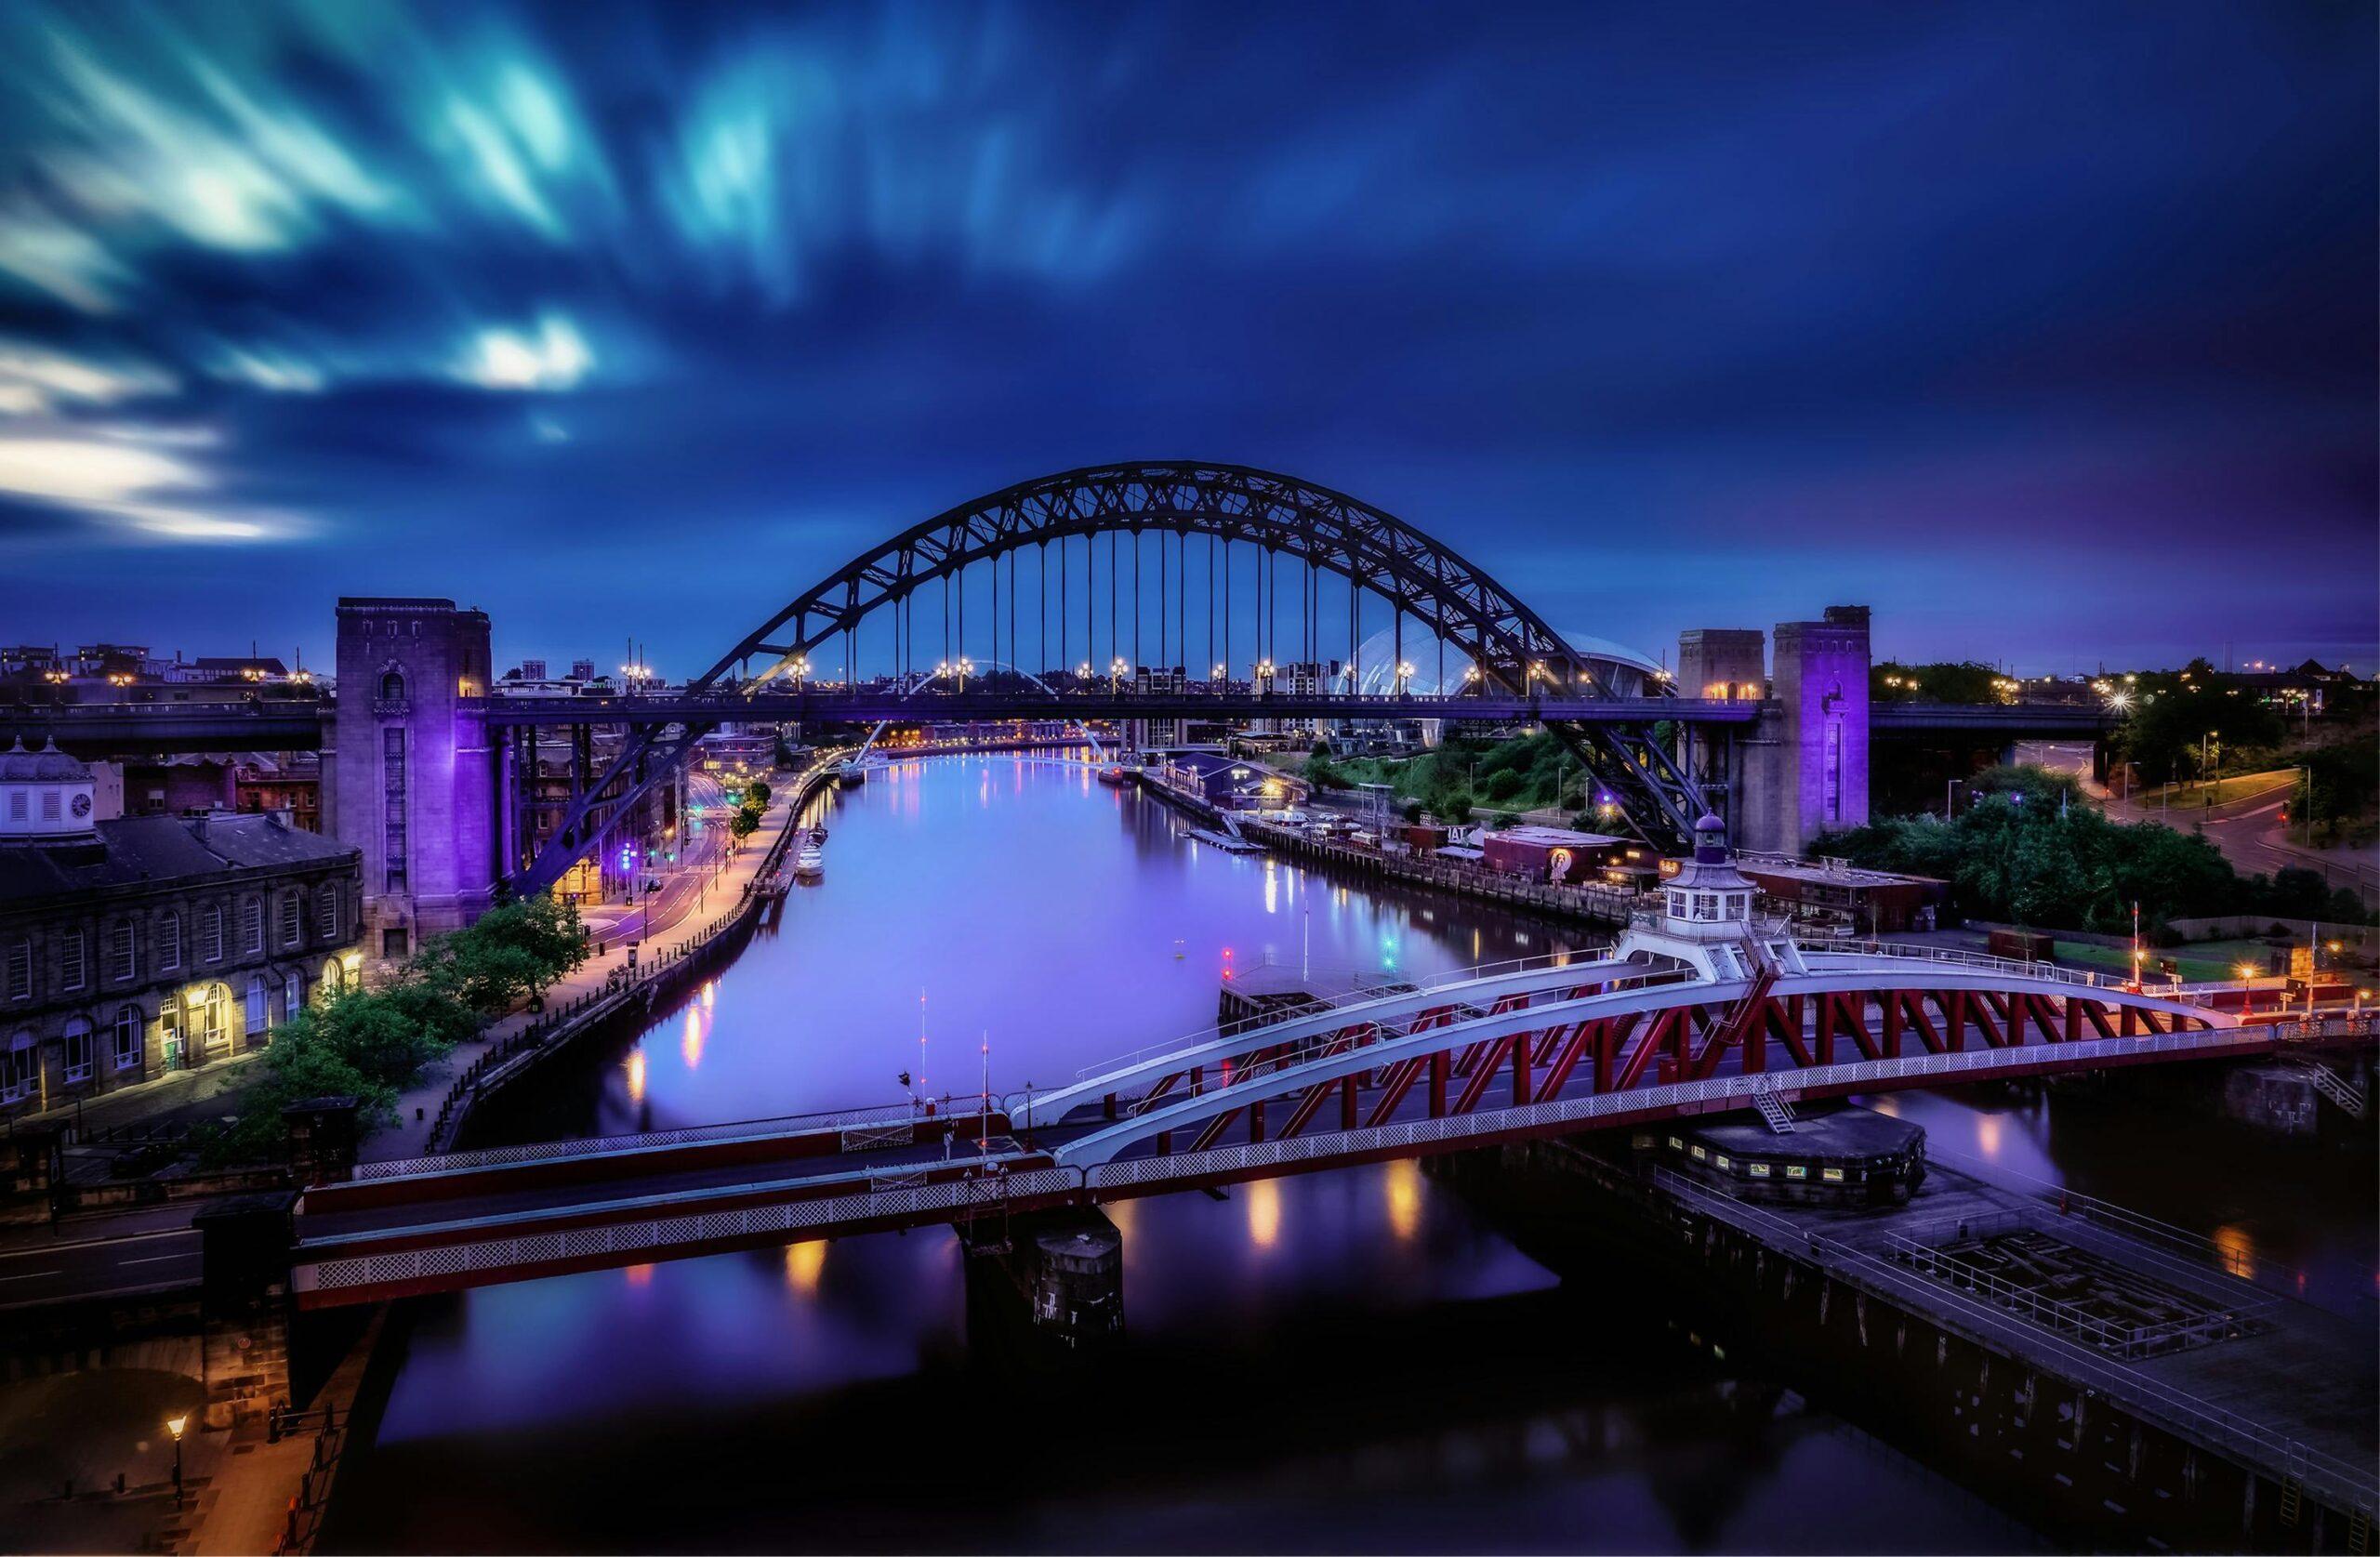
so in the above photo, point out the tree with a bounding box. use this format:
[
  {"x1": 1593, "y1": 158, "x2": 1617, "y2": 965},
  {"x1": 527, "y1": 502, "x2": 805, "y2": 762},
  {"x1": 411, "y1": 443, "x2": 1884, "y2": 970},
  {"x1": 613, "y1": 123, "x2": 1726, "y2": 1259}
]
[
  {"x1": 1482, "y1": 768, "x2": 1524, "y2": 802},
  {"x1": 747, "y1": 780, "x2": 772, "y2": 806},
  {"x1": 731, "y1": 806, "x2": 760, "y2": 838}
]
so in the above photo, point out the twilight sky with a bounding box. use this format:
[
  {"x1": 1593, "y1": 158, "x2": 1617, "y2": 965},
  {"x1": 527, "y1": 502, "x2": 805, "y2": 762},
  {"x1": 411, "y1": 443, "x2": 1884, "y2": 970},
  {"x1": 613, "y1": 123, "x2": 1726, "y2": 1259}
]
[{"x1": 0, "y1": 1, "x2": 2372, "y2": 678}]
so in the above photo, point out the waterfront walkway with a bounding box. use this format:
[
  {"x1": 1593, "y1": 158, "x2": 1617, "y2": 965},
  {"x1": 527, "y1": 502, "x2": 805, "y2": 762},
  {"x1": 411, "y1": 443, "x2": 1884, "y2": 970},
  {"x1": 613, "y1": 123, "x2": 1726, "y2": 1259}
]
[{"x1": 364, "y1": 799, "x2": 798, "y2": 1165}]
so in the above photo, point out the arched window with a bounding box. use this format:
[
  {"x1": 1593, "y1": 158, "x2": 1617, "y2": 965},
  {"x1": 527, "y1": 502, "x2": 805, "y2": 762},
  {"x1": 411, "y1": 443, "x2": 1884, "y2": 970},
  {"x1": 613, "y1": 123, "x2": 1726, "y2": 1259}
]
[
  {"x1": 112, "y1": 1004, "x2": 142, "y2": 1070},
  {"x1": 158, "y1": 910, "x2": 182, "y2": 973},
  {"x1": 2, "y1": 1031, "x2": 34, "y2": 1103},
  {"x1": 62, "y1": 1018, "x2": 92, "y2": 1083},
  {"x1": 285, "y1": 970, "x2": 303, "y2": 1017},
  {"x1": 109, "y1": 918, "x2": 138, "y2": 983},
  {"x1": 245, "y1": 974, "x2": 269, "y2": 1035},
  {"x1": 192, "y1": 985, "x2": 223, "y2": 1050},
  {"x1": 379, "y1": 670, "x2": 405, "y2": 701},
  {"x1": 201, "y1": 904, "x2": 223, "y2": 963},
  {"x1": 281, "y1": 890, "x2": 303, "y2": 948},
  {"x1": 322, "y1": 957, "x2": 345, "y2": 996},
  {"x1": 315, "y1": 881, "x2": 338, "y2": 940}
]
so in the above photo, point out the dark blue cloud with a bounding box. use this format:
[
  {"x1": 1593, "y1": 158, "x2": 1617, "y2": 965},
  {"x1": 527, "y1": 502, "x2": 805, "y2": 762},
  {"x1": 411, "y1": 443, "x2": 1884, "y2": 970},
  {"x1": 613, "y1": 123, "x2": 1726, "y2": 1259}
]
[{"x1": 0, "y1": 0, "x2": 2371, "y2": 674}]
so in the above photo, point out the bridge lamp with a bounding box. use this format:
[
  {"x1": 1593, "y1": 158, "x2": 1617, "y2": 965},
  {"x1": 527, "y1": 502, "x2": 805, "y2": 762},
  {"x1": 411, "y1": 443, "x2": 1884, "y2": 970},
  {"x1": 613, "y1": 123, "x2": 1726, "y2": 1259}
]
[
  {"x1": 1395, "y1": 660, "x2": 1415, "y2": 695},
  {"x1": 1076, "y1": 662, "x2": 1091, "y2": 680},
  {"x1": 1211, "y1": 662, "x2": 1226, "y2": 681}
]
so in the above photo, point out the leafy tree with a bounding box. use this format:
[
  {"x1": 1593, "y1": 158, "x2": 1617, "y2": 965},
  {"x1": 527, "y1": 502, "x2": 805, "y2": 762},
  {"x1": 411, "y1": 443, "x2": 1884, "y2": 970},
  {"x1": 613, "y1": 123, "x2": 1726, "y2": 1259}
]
[
  {"x1": 747, "y1": 780, "x2": 772, "y2": 806},
  {"x1": 773, "y1": 734, "x2": 798, "y2": 770},
  {"x1": 731, "y1": 806, "x2": 760, "y2": 839},
  {"x1": 1482, "y1": 768, "x2": 1525, "y2": 802}
]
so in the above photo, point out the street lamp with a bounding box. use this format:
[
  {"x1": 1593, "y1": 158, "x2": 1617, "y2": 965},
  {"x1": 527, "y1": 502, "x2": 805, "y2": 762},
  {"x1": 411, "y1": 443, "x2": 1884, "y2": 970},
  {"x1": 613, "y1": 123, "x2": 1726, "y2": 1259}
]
[
  {"x1": 1395, "y1": 660, "x2": 1415, "y2": 696},
  {"x1": 957, "y1": 656, "x2": 974, "y2": 693},
  {"x1": 166, "y1": 1414, "x2": 187, "y2": 1508},
  {"x1": 1210, "y1": 662, "x2": 1226, "y2": 690},
  {"x1": 1255, "y1": 658, "x2": 1275, "y2": 693}
]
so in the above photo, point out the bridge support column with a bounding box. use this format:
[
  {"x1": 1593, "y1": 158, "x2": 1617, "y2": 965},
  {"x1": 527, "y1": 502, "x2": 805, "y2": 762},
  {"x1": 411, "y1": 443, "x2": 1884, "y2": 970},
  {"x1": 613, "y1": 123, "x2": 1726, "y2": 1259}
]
[
  {"x1": 194, "y1": 1195, "x2": 295, "y2": 1430},
  {"x1": 961, "y1": 1206, "x2": 1124, "y2": 1359}
]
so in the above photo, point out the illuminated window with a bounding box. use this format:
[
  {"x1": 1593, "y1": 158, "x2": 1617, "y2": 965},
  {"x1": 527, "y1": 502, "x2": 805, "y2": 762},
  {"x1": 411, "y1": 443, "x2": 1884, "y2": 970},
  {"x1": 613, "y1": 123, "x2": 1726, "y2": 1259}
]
[
  {"x1": 284, "y1": 971, "x2": 302, "y2": 1018},
  {"x1": 1785, "y1": 1165, "x2": 1808, "y2": 1181},
  {"x1": 1667, "y1": 1135, "x2": 1685, "y2": 1150},
  {"x1": 1748, "y1": 1162, "x2": 1771, "y2": 1178},
  {"x1": 1821, "y1": 1167, "x2": 1844, "y2": 1182},
  {"x1": 245, "y1": 975, "x2": 268, "y2": 1035},
  {"x1": 1713, "y1": 1154, "x2": 1731, "y2": 1169},
  {"x1": 1689, "y1": 1144, "x2": 1708, "y2": 1161}
]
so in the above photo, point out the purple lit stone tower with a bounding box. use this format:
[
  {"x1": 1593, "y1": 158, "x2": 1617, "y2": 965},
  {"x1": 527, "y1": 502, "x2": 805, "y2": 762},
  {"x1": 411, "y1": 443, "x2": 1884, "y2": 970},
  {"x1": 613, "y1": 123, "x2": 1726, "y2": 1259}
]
[
  {"x1": 1767, "y1": 605, "x2": 1870, "y2": 854},
  {"x1": 324, "y1": 598, "x2": 497, "y2": 964},
  {"x1": 1684, "y1": 606, "x2": 1870, "y2": 857}
]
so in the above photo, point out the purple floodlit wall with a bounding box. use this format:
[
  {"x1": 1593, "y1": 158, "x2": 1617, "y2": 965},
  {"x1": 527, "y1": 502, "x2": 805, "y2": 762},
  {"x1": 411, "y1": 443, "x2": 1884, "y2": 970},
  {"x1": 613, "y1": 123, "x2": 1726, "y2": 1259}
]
[
  {"x1": 327, "y1": 597, "x2": 496, "y2": 962},
  {"x1": 1767, "y1": 606, "x2": 1871, "y2": 856}
]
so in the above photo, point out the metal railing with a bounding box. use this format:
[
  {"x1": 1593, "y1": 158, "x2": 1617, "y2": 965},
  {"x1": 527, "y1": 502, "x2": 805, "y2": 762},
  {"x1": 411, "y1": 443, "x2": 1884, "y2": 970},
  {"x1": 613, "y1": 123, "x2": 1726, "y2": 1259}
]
[
  {"x1": 1800, "y1": 939, "x2": 2129, "y2": 992},
  {"x1": 1064, "y1": 948, "x2": 1620, "y2": 1083},
  {"x1": 1637, "y1": 1164, "x2": 2376, "y2": 1518}
]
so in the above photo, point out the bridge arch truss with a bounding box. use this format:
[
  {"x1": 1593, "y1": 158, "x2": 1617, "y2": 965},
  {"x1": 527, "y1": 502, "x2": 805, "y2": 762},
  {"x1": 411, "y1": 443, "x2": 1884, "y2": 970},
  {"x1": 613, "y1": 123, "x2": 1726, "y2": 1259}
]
[{"x1": 519, "y1": 462, "x2": 1702, "y2": 894}]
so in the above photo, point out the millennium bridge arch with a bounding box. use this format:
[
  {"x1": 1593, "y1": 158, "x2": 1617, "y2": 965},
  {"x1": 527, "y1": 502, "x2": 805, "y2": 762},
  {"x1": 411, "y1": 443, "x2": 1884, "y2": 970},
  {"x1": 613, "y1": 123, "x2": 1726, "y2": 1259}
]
[{"x1": 522, "y1": 462, "x2": 1704, "y2": 894}]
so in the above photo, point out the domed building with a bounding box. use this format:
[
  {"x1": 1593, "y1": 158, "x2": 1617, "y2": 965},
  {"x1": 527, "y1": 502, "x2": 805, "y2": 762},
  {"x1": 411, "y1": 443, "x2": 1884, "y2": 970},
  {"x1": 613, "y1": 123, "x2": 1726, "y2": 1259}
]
[{"x1": 1, "y1": 737, "x2": 363, "y2": 1115}]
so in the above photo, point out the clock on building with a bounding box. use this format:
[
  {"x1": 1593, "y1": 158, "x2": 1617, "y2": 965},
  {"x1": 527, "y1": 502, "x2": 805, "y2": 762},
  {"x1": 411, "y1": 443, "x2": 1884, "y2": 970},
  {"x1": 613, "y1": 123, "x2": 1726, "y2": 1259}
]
[{"x1": 70, "y1": 792, "x2": 91, "y2": 817}]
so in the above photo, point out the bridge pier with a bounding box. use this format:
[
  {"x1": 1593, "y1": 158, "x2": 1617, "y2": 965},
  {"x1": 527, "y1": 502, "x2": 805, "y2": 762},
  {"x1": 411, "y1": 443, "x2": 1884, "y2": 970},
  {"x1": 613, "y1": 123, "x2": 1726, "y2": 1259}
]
[
  {"x1": 193, "y1": 1196, "x2": 296, "y2": 1430},
  {"x1": 960, "y1": 1206, "x2": 1124, "y2": 1360}
]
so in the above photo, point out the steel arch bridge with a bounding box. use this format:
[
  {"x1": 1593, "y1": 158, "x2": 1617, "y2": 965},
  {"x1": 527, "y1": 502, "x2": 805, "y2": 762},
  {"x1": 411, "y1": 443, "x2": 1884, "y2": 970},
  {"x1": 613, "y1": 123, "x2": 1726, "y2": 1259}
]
[{"x1": 516, "y1": 462, "x2": 1704, "y2": 895}]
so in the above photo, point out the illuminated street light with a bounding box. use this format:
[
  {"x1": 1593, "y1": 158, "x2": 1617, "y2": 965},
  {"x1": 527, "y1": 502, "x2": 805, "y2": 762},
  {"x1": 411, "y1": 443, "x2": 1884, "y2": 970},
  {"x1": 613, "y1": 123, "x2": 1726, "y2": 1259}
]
[
  {"x1": 166, "y1": 1414, "x2": 187, "y2": 1508},
  {"x1": 1395, "y1": 659, "x2": 1416, "y2": 695},
  {"x1": 1255, "y1": 657, "x2": 1276, "y2": 693},
  {"x1": 1109, "y1": 655, "x2": 1128, "y2": 692}
]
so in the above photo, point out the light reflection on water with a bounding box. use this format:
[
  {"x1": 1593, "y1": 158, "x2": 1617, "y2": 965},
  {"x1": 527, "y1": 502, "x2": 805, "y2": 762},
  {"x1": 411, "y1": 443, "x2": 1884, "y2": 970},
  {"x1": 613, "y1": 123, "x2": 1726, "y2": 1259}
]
[{"x1": 345, "y1": 756, "x2": 2358, "y2": 1553}]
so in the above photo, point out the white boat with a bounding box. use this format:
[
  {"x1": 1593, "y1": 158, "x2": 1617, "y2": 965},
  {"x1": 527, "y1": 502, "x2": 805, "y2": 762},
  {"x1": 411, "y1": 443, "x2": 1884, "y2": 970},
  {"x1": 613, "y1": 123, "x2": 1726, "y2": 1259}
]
[{"x1": 794, "y1": 831, "x2": 826, "y2": 879}]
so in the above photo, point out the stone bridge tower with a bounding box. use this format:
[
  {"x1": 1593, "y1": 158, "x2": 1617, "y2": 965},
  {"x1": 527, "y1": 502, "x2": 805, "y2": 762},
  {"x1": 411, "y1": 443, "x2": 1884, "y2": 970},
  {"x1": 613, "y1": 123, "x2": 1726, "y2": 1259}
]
[
  {"x1": 324, "y1": 598, "x2": 496, "y2": 964},
  {"x1": 1681, "y1": 606, "x2": 1870, "y2": 858}
]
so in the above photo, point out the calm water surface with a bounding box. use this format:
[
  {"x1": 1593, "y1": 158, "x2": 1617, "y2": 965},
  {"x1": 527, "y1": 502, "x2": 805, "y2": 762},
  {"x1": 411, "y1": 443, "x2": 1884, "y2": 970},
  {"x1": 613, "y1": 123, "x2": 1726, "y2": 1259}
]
[{"x1": 326, "y1": 756, "x2": 2367, "y2": 1552}]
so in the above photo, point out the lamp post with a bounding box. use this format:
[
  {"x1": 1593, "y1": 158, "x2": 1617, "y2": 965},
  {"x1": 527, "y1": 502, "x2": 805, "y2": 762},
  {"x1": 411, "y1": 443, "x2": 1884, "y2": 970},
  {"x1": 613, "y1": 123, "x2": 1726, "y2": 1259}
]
[{"x1": 166, "y1": 1414, "x2": 187, "y2": 1509}]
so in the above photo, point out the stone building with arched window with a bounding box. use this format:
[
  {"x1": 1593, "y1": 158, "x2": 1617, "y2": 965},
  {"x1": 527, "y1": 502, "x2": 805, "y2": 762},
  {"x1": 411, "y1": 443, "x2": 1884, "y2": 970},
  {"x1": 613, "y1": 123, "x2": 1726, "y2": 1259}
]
[{"x1": 0, "y1": 737, "x2": 362, "y2": 1115}]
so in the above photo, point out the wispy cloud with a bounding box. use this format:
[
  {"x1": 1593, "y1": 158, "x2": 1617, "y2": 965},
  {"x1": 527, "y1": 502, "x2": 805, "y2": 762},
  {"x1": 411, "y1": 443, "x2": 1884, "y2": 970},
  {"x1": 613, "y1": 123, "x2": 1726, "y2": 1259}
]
[{"x1": 455, "y1": 313, "x2": 593, "y2": 390}]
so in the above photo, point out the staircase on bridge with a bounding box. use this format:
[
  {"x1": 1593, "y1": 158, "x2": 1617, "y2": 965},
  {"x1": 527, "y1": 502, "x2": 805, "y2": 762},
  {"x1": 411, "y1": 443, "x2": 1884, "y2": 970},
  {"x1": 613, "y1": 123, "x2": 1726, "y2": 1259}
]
[
  {"x1": 1750, "y1": 1083, "x2": 1797, "y2": 1134},
  {"x1": 2290, "y1": 1058, "x2": 2368, "y2": 1121}
]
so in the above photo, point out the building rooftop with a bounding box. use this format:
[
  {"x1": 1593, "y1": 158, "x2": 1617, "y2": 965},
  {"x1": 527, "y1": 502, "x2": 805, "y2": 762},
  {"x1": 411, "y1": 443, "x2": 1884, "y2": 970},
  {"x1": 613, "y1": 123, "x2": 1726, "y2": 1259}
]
[
  {"x1": 1736, "y1": 851, "x2": 1946, "y2": 889},
  {"x1": 1488, "y1": 825, "x2": 1626, "y2": 850},
  {"x1": 0, "y1": 811, "x2": 356, "y2": 904}
]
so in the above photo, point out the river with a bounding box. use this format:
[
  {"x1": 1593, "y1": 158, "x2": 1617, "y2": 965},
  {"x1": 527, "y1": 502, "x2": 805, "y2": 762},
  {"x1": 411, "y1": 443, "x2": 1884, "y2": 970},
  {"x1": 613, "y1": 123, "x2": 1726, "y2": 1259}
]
[{"x1": 324, "y1": 754, "x2": 2370, "y2": 1552}]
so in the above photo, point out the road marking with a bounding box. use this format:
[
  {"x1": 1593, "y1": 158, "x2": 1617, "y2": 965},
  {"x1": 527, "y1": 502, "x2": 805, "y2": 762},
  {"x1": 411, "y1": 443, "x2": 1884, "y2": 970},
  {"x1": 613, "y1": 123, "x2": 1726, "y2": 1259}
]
[
  {"x1": 118, "y1": 1253, "x2": 189, "y2": 1267},
  {"x1": 0, "y1": 1269, "x2": 61, "y2": 1282}
]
